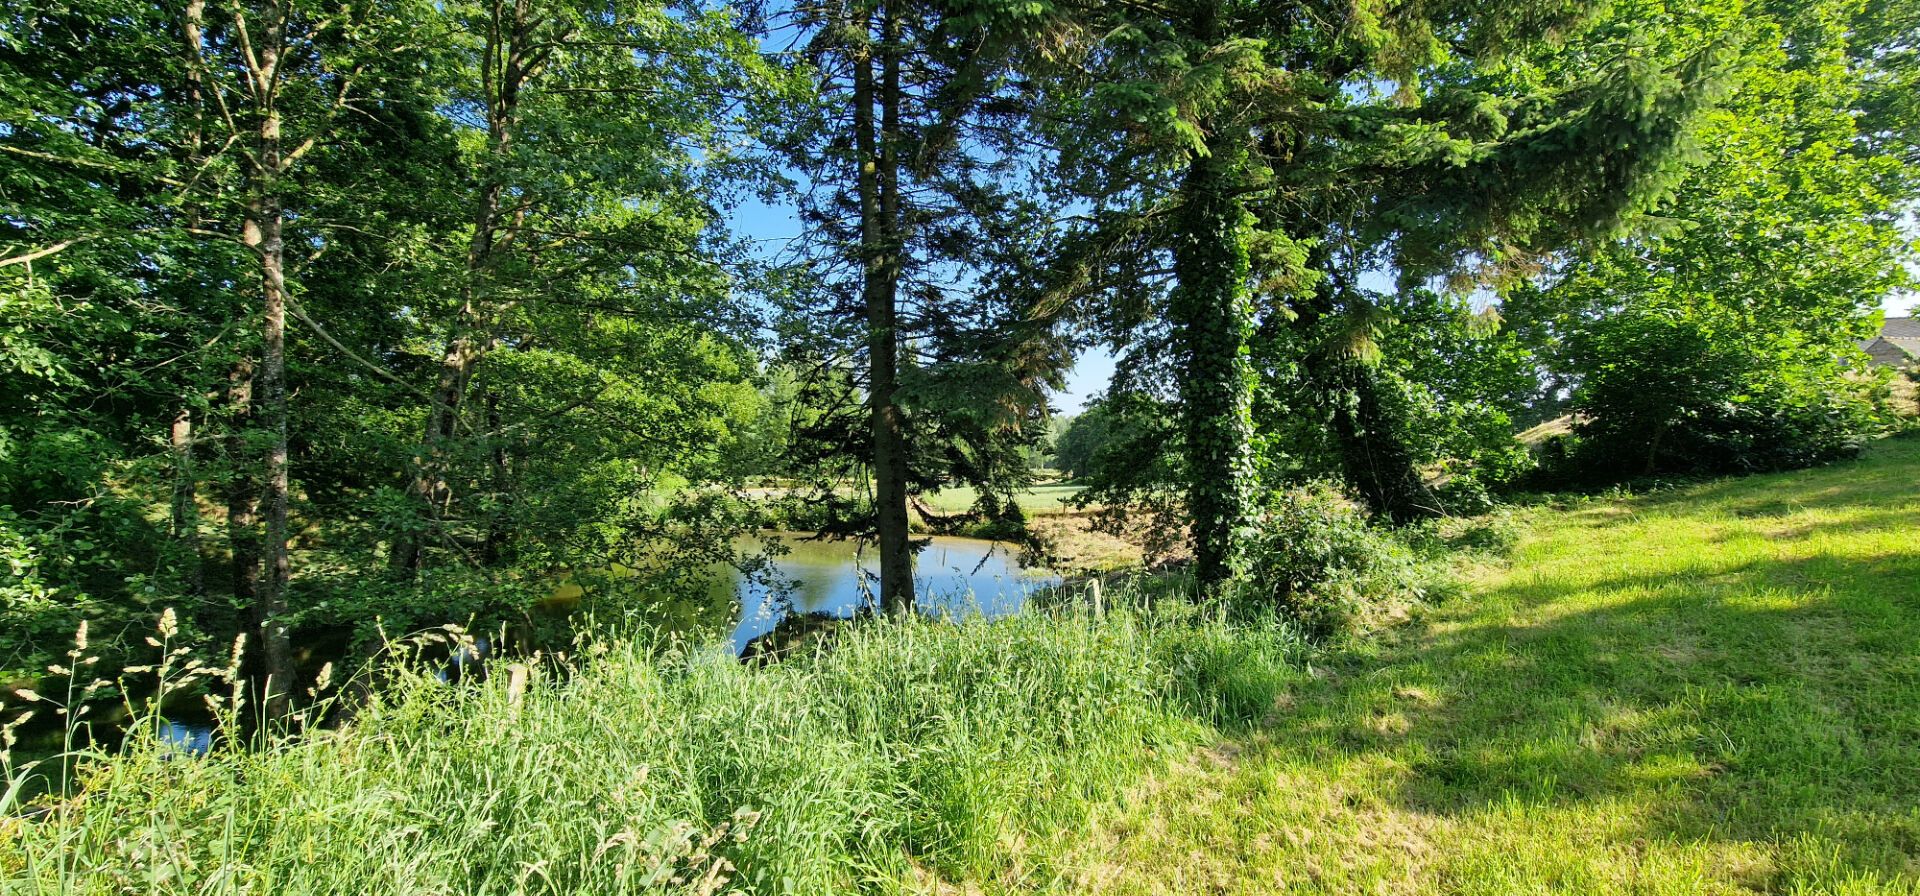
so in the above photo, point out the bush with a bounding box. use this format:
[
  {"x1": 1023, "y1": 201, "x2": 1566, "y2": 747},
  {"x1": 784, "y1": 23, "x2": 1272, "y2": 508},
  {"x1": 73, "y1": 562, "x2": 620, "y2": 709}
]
[
  {"x1": 1442, "y1": 509, "x2": 1523, "y2": 556},
  {"x1": 1540, "y1": 308, "x2": 1889, "y2": 486},
  {"x1": 1243, "y1": 483, "x2": 1435, "y2": 640},
  {"x1": 1434, "y1": 475, "x2": 1498, "y2": 516}
]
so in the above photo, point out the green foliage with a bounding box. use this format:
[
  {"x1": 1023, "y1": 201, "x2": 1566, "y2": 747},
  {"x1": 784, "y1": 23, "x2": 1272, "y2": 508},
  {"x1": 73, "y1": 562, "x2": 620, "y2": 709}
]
[
  {"x1": 0, "y1": 0, "x2": 796, "y2": 685},
  {"x1": 1039, "y1": 0, "x2": 1746, "y2": 569},
  {"x1": 1051, "y1": 401, "x2": 1128, "y2": 480},
  {"x1": 1541, "y1": 308, "x2": 1887, "y2": 482},
  {"x1": 1242, "y1": 483, "x2": 1437, "y2": 640},
  {"x1": 1511, "y1": 0, "x2": 1916, "y2": 485},
  {"x1": 3, "y1": 595, "x2": 1304, "y2": 893}
]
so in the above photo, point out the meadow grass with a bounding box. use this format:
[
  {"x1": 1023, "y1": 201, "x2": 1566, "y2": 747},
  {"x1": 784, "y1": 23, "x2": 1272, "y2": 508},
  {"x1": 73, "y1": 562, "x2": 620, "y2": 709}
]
[
  {"x1": 1, "y1": 592, "x2": 1303, "y2": 895},
  {"x1": 918, "y1": 485, "x2": 1086, "y2": 516},
  {"x1": 1049, "y1": 434, "x2": 1920, "y2": 894},
  {"x1": 10, "y1": 438, "x2": 1918, "y2": 895}
]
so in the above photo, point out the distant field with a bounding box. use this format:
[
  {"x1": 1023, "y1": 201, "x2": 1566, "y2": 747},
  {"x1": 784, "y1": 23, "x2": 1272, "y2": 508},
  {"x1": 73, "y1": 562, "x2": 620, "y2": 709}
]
[{"x1": 919, "y1": 483, "x2": 1085, "y2": 514}]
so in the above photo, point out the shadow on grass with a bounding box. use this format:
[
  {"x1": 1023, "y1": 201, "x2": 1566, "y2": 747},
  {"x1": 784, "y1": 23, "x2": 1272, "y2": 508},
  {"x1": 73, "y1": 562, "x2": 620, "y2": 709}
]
[{"x1": 1237, "y1": 443, "x2": 1920, "y2": 886}]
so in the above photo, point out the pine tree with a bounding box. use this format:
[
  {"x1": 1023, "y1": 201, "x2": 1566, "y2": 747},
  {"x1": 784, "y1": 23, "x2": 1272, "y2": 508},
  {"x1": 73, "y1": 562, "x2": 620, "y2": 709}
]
[
  {"x1": 1042, "y1": 0, "x2": 1741, "y2": 585},
  {"x1": 776, "y1": 0, "x2": 1069, "y2": 612}
]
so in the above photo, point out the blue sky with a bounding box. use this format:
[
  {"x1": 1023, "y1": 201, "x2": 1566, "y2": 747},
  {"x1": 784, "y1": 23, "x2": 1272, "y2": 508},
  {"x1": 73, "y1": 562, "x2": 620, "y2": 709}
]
[
  {"x1": 727, "y1": 192, "x2": 1920, "y2": 418},
  {"x1": 726, "y1": 185, "x2": 1121, "y2": 414}
]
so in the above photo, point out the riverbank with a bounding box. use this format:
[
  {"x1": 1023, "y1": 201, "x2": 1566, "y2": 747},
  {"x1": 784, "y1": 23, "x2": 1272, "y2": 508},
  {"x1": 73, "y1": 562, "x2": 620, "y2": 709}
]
[
  {"x1": 10, "y1": 438, "x2": 1914, "y2": 893},
  {"x1": 2, "y1": 587, "x2": 1306, "y2": 893}
]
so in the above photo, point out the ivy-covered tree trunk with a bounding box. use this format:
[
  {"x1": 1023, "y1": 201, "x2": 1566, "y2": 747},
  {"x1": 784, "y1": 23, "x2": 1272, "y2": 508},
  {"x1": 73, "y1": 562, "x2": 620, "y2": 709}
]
[
  {"x1": 853, "y1": 4, "x2": 915, "y2": 614},
  {"x1": 1168, "y1": 144, "x2": 1257, "y2": 592},
  {"x1": 1329, "y1": 360, "x2": 1440, "y2": 522}
]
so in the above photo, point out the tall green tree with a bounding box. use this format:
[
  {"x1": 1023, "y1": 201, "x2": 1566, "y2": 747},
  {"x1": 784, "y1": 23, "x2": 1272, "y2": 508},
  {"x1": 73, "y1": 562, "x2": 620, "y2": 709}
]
[
  {"x1": 178, "y1": 0, "x2": 441, "y2": 719},
  {"x1": 0, "y1": 0, "x2": 796, "y2": 706},
  {"x1": 383, "y1": 0, "x2": 783, "y2": 579},
  {"x1": 2, "y1": 0, "x2": 213, "y2": 672},
  {"x1": 1043, "y1": 0, "x2": 1739, "y2": 584},
  {"x1": 776, "y1": 0, "x2": 1068, "y2": 611},
  {"x1": 1511, "y1": 0, "x2": 1918, "y2": 480},
  {"x1": 380, "y1": 0, "x2": 782, "y2": 576}
]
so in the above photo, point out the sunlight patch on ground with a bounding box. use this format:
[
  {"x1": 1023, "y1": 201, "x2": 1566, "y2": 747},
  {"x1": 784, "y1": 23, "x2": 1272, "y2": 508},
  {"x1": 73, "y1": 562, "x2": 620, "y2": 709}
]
[{"x1": 1021, "y1": 435, "x2": 1920, "y2": 895}]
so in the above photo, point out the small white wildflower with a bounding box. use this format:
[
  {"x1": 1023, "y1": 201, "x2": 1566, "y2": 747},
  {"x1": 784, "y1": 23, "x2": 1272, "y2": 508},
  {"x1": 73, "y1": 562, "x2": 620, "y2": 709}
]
[
  {"x1": 12, "y1": 688, "x2": 42, "y2": 702},
  {"x1": 74, "y1": 620, "x2": 89, "y2": 651},
  {"x1": 158, "y1": 608, "x2": 178, "y2": 639}
]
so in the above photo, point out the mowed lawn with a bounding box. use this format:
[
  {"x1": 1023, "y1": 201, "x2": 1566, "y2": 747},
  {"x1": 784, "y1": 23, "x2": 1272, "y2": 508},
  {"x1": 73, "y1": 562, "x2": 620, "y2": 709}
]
[
  {"x1": 920, "y1": 483, "x2": 1085, "y2": 515},
  {"x1": 1045, "y1": 435, "x2": 1920, "y2": 895}
]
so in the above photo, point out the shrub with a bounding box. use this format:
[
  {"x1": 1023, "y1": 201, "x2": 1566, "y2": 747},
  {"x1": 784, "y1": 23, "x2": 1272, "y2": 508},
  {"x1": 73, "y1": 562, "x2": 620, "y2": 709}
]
[
  {"x1": 1243, "y1": 483, "x2": 1433, "y2": 639},
  {"x1": 1542, "y1": 308, "x2": 1889, "y2": 486},
  {"x1": 1443, "y1": 509, "x2": 1523, "y2": 556}
]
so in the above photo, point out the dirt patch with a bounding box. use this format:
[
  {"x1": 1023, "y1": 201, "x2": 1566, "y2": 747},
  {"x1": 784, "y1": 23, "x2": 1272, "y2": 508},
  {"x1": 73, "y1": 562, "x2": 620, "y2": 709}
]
[{"x1": 1029, "y1": 512, "x2": 1150, "y2": 574}]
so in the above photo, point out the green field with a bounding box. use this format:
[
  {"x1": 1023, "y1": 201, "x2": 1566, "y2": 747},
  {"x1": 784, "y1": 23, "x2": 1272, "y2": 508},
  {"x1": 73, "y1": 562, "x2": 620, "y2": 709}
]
[
  {"x1": 919, "y1": 483, "x2": 1085, "y2": 515},
  {"x1": 1048, "y1": 435, "x2": 1920, "y2": 894}
]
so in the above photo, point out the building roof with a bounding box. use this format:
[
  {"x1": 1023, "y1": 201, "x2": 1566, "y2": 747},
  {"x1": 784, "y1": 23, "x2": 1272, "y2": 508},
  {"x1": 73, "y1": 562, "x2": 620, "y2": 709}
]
[{"x1": 1868, "y1": 317, "x2": 1920, "y2": 367}]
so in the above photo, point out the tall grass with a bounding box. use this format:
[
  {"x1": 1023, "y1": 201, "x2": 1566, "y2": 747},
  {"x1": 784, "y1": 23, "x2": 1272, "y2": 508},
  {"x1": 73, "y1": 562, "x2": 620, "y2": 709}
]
[{"x1": 2, "y1": 587, "x2": 1303, "y2": 895}]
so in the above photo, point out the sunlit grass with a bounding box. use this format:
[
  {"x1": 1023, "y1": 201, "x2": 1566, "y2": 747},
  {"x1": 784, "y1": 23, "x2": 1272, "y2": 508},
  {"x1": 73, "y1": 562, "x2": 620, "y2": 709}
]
[
  {"x1": 11, "y1": 437, "x2": 1917, "y2": 894},
  {"x1": 1, "y1": 591, "x2": 1304, "y2": 895},
  {"x1": 918, "y1": 484, "x2": 1086, "y2": 515},
  {"x1": 1046, "y1": 434, "x2": 1920, "y2": 895}
]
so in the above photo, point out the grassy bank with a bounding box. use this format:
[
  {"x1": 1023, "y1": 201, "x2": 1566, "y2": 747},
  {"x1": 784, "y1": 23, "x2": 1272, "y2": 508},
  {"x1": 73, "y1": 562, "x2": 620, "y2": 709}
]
[
  {"x1": 2, "y1": 595, "x2": 1303, "y2": 894},
  {"x1": 1054, "y1": 434, "x2": 1920, "y2": 894},
  {"x1": 10, "y1": 437, "x2": 1916, "y2": 894}
]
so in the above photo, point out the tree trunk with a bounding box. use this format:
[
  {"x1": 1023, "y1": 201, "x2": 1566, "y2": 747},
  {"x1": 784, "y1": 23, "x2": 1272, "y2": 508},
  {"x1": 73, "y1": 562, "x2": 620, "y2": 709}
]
[
  {"x1": 175, "y1": 0, "x2": 209, "y2": 600},
  {"x1": 169, "y1": 408, "x2": 204, "y2": 594},
  {"x1": 1169, "y1": 144, "x2": 1258, "y2": 593},
  {"x1": 390, "y1": 0, "x2": 528, "y2": 574},
  {"x1": 855, "y1": 3, "x2": 915, "y2": 614},
  {"x1": 226, "y1": 361, "x2": 261, "y2": 647},
  {"x1": 481, "y1": 389, "x2": 508, "y2": 566},
  {"x1": 240, "y1": 6, "x2": 295, "y2": 722}
]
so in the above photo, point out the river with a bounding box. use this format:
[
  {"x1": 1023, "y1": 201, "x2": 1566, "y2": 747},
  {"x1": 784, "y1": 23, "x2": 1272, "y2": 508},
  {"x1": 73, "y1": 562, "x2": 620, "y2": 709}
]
[{"x1": 725, "y1": 534, "x2": 1060, "y2": 651}]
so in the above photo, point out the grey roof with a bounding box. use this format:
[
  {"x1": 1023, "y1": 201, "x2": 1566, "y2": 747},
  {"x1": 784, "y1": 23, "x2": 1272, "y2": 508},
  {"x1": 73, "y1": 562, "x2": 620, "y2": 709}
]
[
  {"x1": 1885, "y1": 318, "x2": 1920, "y2": 349},
  {"x1": 1869, "y1": 317, "x2": 1920, "y2": 367}
]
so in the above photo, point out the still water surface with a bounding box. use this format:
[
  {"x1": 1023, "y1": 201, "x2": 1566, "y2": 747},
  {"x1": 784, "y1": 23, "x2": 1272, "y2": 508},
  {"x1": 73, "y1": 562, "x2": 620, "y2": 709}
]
[
  {"x1": 725, "y1": 535, "x2": 1059, "y2": 650},
  {"x1": 139, "y1": 536, "x2": 1056, "y2": 755}
]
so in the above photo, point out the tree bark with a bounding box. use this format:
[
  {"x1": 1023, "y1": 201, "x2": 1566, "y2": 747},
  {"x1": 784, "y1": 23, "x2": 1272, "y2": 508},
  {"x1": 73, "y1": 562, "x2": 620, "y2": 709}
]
[
  {"x1": 169, "y1": 408, "x2": 204, "y2": 595},
  {"x1": 239, "y1": 0, "x2": 295, "y2": 722},
  {"x1": 1169, "y1": 144, "x2": 1257, "y2": 593},
  {"x1": 390, "y1": 0, "x2": 530, "y2": 574},
  {"x1": 225, "y1": 361, "x2": 261, "y2": 653},
  {"x1": 481, "y1": 389, "x2": 508, "y2": 566},
  {"x1": 854, "y1": 2, "x2": 915, "y2": 614}
]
